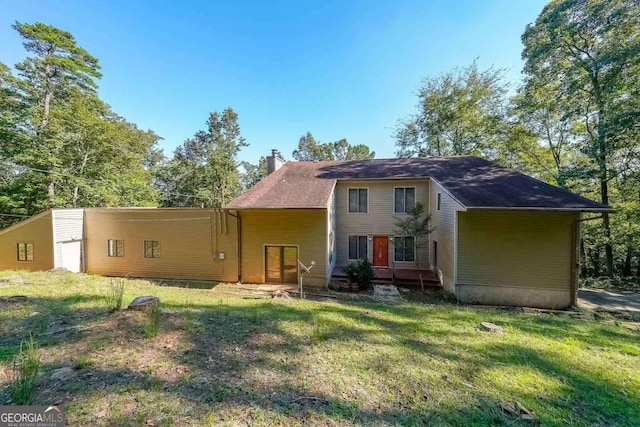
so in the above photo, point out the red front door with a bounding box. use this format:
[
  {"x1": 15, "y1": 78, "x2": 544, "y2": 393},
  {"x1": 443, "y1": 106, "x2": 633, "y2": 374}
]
[{"x1": 373, "y1": 236, "x2": 389, "y2": 267}]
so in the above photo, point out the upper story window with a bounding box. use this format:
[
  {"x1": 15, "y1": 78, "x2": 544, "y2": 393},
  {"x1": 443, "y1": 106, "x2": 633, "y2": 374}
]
[
  {"x1": 17, "y1": 242, "x2": 33, "y2": 261},
  {"x1": 108, "y1": 239, "x2": 125, "y2": 257},
  {"x1": 144, "y1": 240, "x2": 161, "y2": 258},
  {"x1": 348, "y1": 188, "x2": 368, "y2": 213},
  {"x1": 394, "y1": 187, "x2": 416, "y2": 214}
]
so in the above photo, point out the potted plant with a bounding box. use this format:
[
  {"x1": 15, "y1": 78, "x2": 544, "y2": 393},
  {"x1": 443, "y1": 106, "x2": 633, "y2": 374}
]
[{"x1": 343, "y1": 258, "x2": 376, "y2": 291}]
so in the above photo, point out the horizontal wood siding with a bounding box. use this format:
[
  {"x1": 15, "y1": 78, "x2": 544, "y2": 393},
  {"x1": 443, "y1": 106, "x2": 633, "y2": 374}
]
[
  {"x1": 0, "y1": 212, "x2": 54, "y2": 271},
  {"x1": 327, "y1": 190, "x2": 337, "y2": 278},
  {"x1": 335, "y1": 180, "x2": 430, "y2": 269},
  {"x1": 52, "y1": 209, "x2": 85, "y2": 269},
  {"x1": 85, "y1": 209, "x2": 238, "y2": 281},
  {"x1": 457, "y1": 211, "x2": 577, "y2": 290},
  {"x1": 240, "y1": 209, "x2": 327, "y2": 285},
  {"x1": 429, "y1": 181, "x2": 464, "y2": 293}
]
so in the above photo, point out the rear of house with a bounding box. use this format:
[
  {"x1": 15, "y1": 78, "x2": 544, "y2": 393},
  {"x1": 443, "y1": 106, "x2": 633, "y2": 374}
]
[
  {"x1": 0, "y1": 208, "x2": 239, "y2": 283},
  {"x1": 0, "y1": 155, "x2": 611, "y2": 309}
]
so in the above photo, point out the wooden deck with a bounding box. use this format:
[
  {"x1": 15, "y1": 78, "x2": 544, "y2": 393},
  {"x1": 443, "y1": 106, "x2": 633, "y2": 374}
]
[{"x1": 332, "y1": 266, "x2": 441, "y2": 287}]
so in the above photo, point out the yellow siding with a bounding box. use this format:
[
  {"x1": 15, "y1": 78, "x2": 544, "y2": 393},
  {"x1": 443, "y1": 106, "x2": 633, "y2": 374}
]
[
  {"x1": 239, "y1": 209, "x2": 327, "y2": 286},
  {"x1": 85, "y1": 209, "x2": 238, "y2": 282},
  {"x1": 0, "y1": 211, "x2": 54, "y2": 271},
  {"x1": 429, "y1": 180, "x2": 464, "y2": 293},
  {"x1": 335, "y1": 180, "x2": 430, "y2": 269},
  {"x1": 457, "y1": 211, "x2": 577, "y2": 289}
]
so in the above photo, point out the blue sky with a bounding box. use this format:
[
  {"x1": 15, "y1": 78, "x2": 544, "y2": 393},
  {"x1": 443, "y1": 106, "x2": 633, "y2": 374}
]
[{"x1": 0, "y1": 0, "x2": 547, "y2": 164}]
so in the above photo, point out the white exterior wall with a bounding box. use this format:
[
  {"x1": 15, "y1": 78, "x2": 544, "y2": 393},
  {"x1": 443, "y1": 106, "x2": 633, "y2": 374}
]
[{"x1": 52, "y1": 209, "x2": 85, "y2": 272}]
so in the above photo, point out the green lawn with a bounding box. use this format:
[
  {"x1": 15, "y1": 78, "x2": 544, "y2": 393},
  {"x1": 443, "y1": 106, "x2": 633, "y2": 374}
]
[{"x1": 1, "y1": 271, "x2": 639, "y2": 426}]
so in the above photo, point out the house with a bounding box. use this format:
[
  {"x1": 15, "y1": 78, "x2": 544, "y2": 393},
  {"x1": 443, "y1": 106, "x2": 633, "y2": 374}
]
[{"x1": 0, "y1": 153, "x2": 611, "y2": 309}]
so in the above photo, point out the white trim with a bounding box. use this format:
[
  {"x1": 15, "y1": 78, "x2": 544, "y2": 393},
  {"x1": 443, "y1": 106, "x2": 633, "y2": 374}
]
[
  {"x1": 346, "y1": 187, "x2": 369, "y2": 214},
  {"x1": 392, "y1": 186, "x2": 417, "y2": 215}
]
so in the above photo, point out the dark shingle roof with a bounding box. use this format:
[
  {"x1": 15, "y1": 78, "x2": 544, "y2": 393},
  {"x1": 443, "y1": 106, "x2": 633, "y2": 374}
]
[{"x1": 227, "y1": 156, "x2": 611, "y2": 212}]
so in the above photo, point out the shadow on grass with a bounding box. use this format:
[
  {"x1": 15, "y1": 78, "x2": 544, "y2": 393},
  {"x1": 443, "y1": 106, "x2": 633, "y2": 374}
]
[{"x1": 0, "y1": 291, "x2": 638, "y2": 425}]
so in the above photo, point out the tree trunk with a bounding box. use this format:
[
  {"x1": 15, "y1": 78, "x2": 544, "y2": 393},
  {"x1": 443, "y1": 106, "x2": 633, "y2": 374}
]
[
  {"x1": 590, "y1": 249, "x2": 601, "y2": 277},
  {"x1": 72, "y1": 152, "x2": 91, "y2": 207},
  {"x1": 592, "y1": 74, "x2": 614, "y2": 277},
  {"x1": 47, "y1": 181, "x2": 55, "y2": 207},
  {"x1": 622, "y1": 246, "x2": 632, "y2": 276},
  {"x1": 580, "y1": 239, "x2": 588, "y2": 277},
  {"x1": 41, "y1": 57, "x2": 53, "y2": 129}
]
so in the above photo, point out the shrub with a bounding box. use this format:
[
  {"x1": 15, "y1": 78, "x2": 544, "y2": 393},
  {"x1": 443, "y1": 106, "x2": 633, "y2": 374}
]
[
  {"x1": 343, "y1": 258, "x2": 376, "y2": 290},
  {"x1": 9, "y1": 335, "x2": 40, "y2": 404},
  {"x1": 105, "y1": 279, "x2": 125, "y2": 312}
]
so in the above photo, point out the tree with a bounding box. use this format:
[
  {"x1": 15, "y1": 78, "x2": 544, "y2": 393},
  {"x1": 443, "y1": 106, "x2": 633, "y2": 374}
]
[
  {"x1": 292, "y1": 132, "x2": 375, "y2": 161},
  {"x1": 240, "y1": 156, "x2": 268, "y2": 191},
  {"x1": 521, "y1": 0, "x2": 640, "y2": 276},
  {"x1": 159, "y1": 108, "x2": 247, "y2": 207},
  {"x1": 11, "y1": 21, "x2": 102, "y2": 206},
  {"x1": 1, "y1": 22, "x2": 161, "y2": 225},
  {"x1": 395, "y1": 62, "x2": 510, "y2": 158},
  {"x1": 393, "y1": 202, "x2": 433, "y2": 291}
]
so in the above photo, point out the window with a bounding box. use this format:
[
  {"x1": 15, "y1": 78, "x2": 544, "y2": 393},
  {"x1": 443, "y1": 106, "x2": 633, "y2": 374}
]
[
  {"x1": 348, "y1": 188, "x2": 368, "y2": 213},
  {"x1": 107, "y1": 240, "x2": 125, "y2": 257},
  {"x1": 394, "y1": 187, "x2": 416, "y2": 214},
  {"x1": 144, "y1": 240, "x2": 161, "y2": 258},
  {"x1": 394, "y1": 236, "x2": 415, "y2": 262},
  {"x1": 348, "y1": 236, "x2": 368, "y2": 260},
  {"x1": 17, "y1": 243, "x2": 33, "y2": 261},
  {"x1": 437, "y1": 193, "x2": 441, "y2": 211}
]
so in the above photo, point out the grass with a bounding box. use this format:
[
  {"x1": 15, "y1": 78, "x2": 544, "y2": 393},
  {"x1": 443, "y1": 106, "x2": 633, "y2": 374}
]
[
  {"x1": 0, "y1": 270, "x2": 638, "y2": 426},
  {"x1": 143, "y1": 303, "x2": 161, "y2": 339},
  {"x1": 8, "y1": 334, "x2": 40, "y2": 404},
  {"x1": 105, "y1": 278, "x2": 125, "y2": 312}
]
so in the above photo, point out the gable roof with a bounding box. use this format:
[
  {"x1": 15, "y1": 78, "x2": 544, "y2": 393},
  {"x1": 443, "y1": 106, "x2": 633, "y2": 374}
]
[{"x1": 227, "y1": 156, "x2": 612, "y2": 212}]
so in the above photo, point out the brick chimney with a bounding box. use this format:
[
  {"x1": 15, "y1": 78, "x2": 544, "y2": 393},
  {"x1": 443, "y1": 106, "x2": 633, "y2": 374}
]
[{"x1": 266, "y1": 149, "x2": 284, "y2": 175}]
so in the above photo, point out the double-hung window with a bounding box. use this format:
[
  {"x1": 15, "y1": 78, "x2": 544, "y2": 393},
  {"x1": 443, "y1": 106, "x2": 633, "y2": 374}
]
[
  {"x1": 144, "y1": 240, "x2": 161, "y2": 258},
  {"x1": 394, "y1": 187, "x2": 416, "y2": 214},
  {"x1": 17, "y1": 243, "x2": 33, "y2": 261},
  {"x1": 348, "y1": 188, "x2": 368, "y2": 213},
  {"x1": 108, "y1": 240, "x2": 125, "y2": 257},
  {"x1": 348, "y1": 236, "x2": 368, "y2": 260},
  {"x1": 394, "y1": 236, "x2": 415, "y2": 262}
]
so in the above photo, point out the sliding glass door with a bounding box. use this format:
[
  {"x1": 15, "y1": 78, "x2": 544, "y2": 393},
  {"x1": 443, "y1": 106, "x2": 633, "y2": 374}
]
[{"x1": 265, "y1": 246, "x2": 298, "y2": 283}]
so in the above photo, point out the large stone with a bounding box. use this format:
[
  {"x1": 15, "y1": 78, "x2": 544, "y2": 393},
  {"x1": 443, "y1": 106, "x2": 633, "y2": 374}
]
[
  {"x1": 50, "y1": 367, "x2": 76, "y2": 381},
  {"x1": 373, "y1": 285, "x2": 401, "y2": 302},
  {"x1": 480, "y1": 322, "x2": 505, "y2": 335},
  {"x1": 373, "y1": 285, "x2": 401, "y2": 298},
  {"x1": 128, "y1": 296, "x2": 160, "y2": 312}
]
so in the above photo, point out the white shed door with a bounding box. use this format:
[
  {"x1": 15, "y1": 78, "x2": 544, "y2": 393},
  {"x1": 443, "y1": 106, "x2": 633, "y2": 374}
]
[{"x1": 61, "y1": 241, "x2": 82, "y2": 272}]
